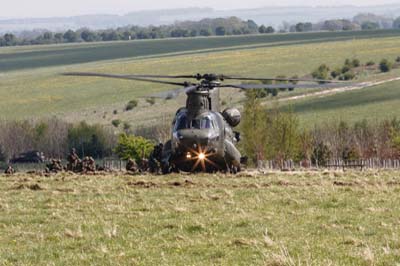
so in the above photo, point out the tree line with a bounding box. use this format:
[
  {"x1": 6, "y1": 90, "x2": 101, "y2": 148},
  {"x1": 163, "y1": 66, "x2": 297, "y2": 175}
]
[
  {"x1": 285, "y1": 13, "x2": 400, "y2": 33},
  {"x1": 241, "y1": 91, "x2": 400, "y2": 166},
  {"x1": 1, "y1": 105, "x2": 399, "y2": 168},
  {"x1": 3, "y1": 12, "x2": 400, "y2": 48},
  {"x1": 0, "y1": 17, "x2": 269, "y2": 47}
]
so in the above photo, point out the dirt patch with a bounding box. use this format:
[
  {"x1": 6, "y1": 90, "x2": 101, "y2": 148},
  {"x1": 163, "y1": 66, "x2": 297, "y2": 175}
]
[
  {"x1": 13, "y1": 183, "x2": 44, "y2": 191},
  {"x1": 333, "y1": 181, "x2": 354, "y2": 187},
  {"x1": 127, "y1": 181, "x2": 158, "y2": 188}
]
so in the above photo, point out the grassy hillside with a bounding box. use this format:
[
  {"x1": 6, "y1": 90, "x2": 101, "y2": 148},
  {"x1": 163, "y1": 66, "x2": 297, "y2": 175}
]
[
  {"x1": 0, "y1": 30, "x2": 400, "y2": 126},
  {"x1": 1, "y1": 171, "x2": 400, "y2": 265},
  {"x1": 1, "y1": 29, "x2": 400, "y2": 72},
  {"x1": 289, "y1": 79, "x2": 400, "y2": 125}
]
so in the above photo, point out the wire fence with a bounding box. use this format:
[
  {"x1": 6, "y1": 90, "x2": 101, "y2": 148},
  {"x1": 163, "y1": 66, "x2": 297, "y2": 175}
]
[{"x1": 257, "y1": 158, "x2": 400, "y2": 171}]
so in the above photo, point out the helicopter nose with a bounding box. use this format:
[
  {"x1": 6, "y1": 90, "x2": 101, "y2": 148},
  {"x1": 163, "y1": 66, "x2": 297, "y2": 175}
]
[{"x1": 176, "y1": 129, "x2": 215, "y2": 147}]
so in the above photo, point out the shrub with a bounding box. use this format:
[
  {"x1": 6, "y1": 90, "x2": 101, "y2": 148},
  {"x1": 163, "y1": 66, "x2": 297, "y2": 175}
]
[
  {"x1": 146, "y1": 97, "x2": 156, "y2": 105},
  {"x1": 112, "y1": 119, "x2": 121, "y2": 128},
  {"x1": 330, "y1": 68, "x2": 342, "y2": 78},
  {"x1": 342, "y1": 72, "x2": 356, "y2": 81},
  {"x1": 366, "y1": 61, "x2": 375, "y2": 66},
  {"x1": 312, "y1": 64, "x2": 330, "y2": 82},
  {"x1": 379, "y1": 59, "x2": 393, "y2": 72},
  {"x1": 311, "y1": 142, "x2": 331, "y2": 166},
  {"x1": 396, "y1": 56, "x2": 400, "y2": 63},
  {"x1": 123, "y1": 122, "x2": 131, "y2": 131},
  {"x1": 125, "y1": 99, "x2": 138, "y2": 111},
  {"x1": 352, "y1": 59, "x2": 361, "y2": 68},
  {"x1": 67, "y1": 121, "x2": 115, "y2": 158},
  {"x1": 113, "y1": 110, "x2": 118, "y2": 115},
  {"x1": 341, "y1": 65, "x2": 351, "y2": 74},
  {"x1": 114, "y1": 134, "x2": 154, "y2": 161}
]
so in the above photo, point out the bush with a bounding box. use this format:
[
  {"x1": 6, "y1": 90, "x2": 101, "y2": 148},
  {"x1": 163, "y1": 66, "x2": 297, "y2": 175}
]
[
  {"x1": 112, "y1": 119, "x2": 121, "y2": 128},
  {"x1": 330, "y1": 68, "x2": 342, "y2": 79},
  {"x1": 113, "y1": 110, "x2": 118, "y2": 115},
  {"x1": 396, "y1": 56, "x2": 400, "y2": 63},
  {"x1": 123, "y1": 122, "x2": 131, "y2": 131},
  {"x1": 366, "y1": 60, "x2": 375, "y2": 66},
  {"x1": 311, "y1": 142, "x2": 331, "y2": 166},
  {"x1": 379, "y1": 59, "x2": 393, "y2": 72},
  {"x1": 125, "y1": 99, "x2": 138, "y2": 111},
  {"x1": 312, "y1": 64, "x2": 330, "y2": 82},
  {"x1": 67, "y1": 121, "x2": 115, "y2": 158},
  {"x1": 341, "y1": 65, "x2": 351, "y2": 74},
  {"x1": 146, "y1": 97, "x2": 156, "y2": 105},
  {"x1": 114, "y1": 134, "x2": 154, "y2": 161},
  {"x1": 340, "y1": 72, "x2": 356, "y2": 81},
  {"x1": 352, "y1": 59, "x2": 361, "y2": 68}
]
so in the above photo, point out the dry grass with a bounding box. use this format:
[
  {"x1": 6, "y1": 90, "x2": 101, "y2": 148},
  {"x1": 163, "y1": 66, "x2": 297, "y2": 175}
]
[{"x1": 1, "y1": 170, "x2": 400, "y2": 265}]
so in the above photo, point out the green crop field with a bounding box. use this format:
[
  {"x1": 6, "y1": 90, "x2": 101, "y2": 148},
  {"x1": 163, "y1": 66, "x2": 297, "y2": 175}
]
[
  {"x1": 1, "y1": 171, "x2": 400, "y2": 265},
  {"x1": 288, "y1": 79, "x2": 400, "y2": 126},
  {"x1": 1, "y1": 30, "x2": 400, "y2": 127}
]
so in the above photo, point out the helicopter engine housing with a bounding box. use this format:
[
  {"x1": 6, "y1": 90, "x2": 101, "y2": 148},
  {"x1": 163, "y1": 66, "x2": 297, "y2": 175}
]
[{"x1": 222, "y1": 108, "x2": 241, "y2": 127}]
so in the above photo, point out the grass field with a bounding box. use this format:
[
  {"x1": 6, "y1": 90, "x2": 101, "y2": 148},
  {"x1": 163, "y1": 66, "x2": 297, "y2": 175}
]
[
  {"x1": 2, "y1": 30, "x2": 400, "y2": 73},
  {"x1": 1, "y1": 30, "x2": 400, "y2": 127},
  {"x1": 1, "y1": 171, "x2": 400, "y2": 265},
  {"x1": 283, "y1": 78, "x2": 400, "y2": 126}
]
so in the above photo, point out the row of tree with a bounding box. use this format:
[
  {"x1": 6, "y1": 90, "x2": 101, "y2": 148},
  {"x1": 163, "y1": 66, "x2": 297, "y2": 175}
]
[
  {"x1": 0, "y1": 119, "x2": 116, "y2": 161},
  {"x1": 0, "y1": 108, "x2": 399, "y2": 167},
  {"x1": 0, "y1": 17, "x2": 272, "y2": 47},
  {"x1": 285, "y1": 13, "x2": 400, "y2": 33},
  {"x1": 241, "y1": 92, "x2": 400, "y2": 166}
]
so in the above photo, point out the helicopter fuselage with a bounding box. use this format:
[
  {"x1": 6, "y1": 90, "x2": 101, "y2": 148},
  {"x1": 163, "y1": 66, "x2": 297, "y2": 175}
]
[{"x1": 162, "y1": 88, "x2": 242, "y2": 173}]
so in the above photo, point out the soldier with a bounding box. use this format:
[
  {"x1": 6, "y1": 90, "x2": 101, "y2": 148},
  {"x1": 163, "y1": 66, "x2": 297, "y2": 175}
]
[
  {"x1": 149, "y1": 143, "x2": 163, "y2": 173},
  {"x1": 46, "y1": 159, "x2": 63, "y2": 173},
  {"x1": 67, "y1": 148, "x2": 80, "y2": 172},
  {"x1": 139, "y1": 158, "x2": 149, "y2": 173},
  {"x1": 126, "y1": 158, "x2": 138, "y2": 173},
  {"x1": 4, "y1": 165, "x2": 15, "y2": 175},
  {"x1": 82, "y1": 156, "x2": 96, "y2": 173}
]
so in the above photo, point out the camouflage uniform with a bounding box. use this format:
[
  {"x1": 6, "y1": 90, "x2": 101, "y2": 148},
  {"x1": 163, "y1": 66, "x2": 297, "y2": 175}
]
[
  {"x1": 149, "y1": 143, "x2": 163, "y2": 173},
  {"x1": 126, "y1": 158, "x2": 138, "y2": 172},
  {"x1": 46, "y1": 159, "x2": 63, "y2": 173},
  {"x1": 82, "y1": 156, "x2": 96, "y2": 173},
  {"x1": 67, "y1": 148, "x2": 80, "y2": 172},
  {"x1": 4, "y1": 165, "x2": 15, "y2": 175}
]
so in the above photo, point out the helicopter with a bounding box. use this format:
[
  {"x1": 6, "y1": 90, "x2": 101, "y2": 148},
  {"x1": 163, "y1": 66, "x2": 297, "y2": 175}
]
[{"x1": 63, "y1": 72, "x2": 347, "y2": 174}]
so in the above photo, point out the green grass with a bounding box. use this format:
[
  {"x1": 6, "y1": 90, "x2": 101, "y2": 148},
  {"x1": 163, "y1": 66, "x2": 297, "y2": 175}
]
[
  {"x1": 1, "y1": 171, "x2": 400, "y2": 265},
  {"x1": 2, "y1": 29, "x2": 400, "y2": 72},
  {"x1": 275, "y1": 77, "x2": 400, "y2": 126},
  {"x1": 1, "y1": 30, "x2": 400, "y2": 126}
]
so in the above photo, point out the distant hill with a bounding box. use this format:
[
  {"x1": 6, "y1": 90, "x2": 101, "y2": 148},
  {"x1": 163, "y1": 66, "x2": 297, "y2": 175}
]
[{"x1": 1, "y1": 4, "x2": 400, "y2": 34}]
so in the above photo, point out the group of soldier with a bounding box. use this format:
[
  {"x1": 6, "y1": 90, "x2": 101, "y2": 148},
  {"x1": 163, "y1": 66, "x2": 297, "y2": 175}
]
[
  {"x1": 125, "y1": 143, "x2": 164, "y2": 174},
  {"x1": 4, "y1": 143, "x2": 164, "y2": 175},
  {"x1": 45, "y1": 149, "x2": 96, "y2": 174}
]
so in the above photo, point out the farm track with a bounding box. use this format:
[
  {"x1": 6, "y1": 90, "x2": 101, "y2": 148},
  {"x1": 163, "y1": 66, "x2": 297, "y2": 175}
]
[{"x1": 279, "y1": 76, "x2": 400, "y2": 103}]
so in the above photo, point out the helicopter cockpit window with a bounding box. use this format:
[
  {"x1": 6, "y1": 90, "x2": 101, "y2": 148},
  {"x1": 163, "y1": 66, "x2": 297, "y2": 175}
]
[
  {"x1": 175, "y1": 114, "x2": 188, "y2": 130},
  {"x1": 191, "y1": 117, "x2": 213, "y2": 129}
]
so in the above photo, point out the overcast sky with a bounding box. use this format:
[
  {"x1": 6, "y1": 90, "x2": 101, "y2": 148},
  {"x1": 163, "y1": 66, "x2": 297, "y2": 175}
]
[{"x1": 3, "y1": 0, "x2": 400, "y2": 18}]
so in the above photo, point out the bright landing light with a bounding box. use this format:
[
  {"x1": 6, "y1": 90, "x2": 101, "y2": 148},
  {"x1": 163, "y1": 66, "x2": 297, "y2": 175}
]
[{"x1": 198, "y1": 153, "x2": 206, "y2": 160}]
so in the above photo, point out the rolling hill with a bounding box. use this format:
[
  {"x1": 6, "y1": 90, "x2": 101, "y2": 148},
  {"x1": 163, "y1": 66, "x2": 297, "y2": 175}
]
[{"x1": 1, "y1": 30, "x2": 400, "y2": 128}]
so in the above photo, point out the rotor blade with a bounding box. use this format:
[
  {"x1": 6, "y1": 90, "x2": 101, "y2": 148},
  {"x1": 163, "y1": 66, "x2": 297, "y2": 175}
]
[
  {"x1": 144, "y1": 85, "x2": 199, "y2": 100},
  {"x1": 126, "y1": 74, "x2": 198, "y2": 79},
  {"x1": 221, "y1": 83, "x2": 353, "y2": 90},
  {"x1": 62, "y1": 72, "x2": 189, "y2": 86},
  {"x1": 221, "y1": 75, "x2": 343, "y2": 84}
]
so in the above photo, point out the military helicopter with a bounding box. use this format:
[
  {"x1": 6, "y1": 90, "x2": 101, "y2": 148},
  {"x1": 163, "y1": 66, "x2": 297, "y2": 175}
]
[{"x1": 63, "y1": 72, "x2": 346, "y2": 174}]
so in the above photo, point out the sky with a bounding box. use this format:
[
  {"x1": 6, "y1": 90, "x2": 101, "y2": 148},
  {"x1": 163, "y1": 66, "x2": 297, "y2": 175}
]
[{"x1": 2, "y1": 0, "x2": 400, "y2": 18}]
